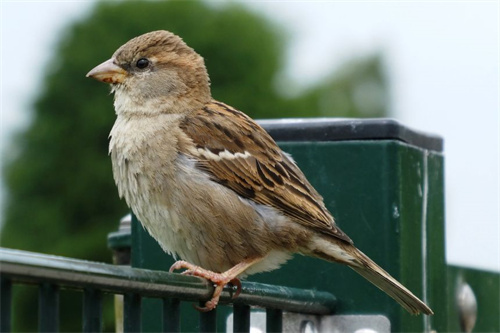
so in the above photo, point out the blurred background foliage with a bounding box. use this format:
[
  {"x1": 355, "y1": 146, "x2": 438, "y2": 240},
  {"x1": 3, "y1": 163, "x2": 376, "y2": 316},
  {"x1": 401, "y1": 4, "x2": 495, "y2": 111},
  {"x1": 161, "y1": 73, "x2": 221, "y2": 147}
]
[{"x1": 1, "y1": 0, "x2": 388, "y2": 331}]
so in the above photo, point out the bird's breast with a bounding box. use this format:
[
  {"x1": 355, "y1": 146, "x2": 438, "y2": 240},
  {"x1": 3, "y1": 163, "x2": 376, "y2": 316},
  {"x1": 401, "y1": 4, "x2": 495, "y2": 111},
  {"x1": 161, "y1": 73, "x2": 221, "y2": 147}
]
[
  {"x1": 108, "y1": 114, "x2": 186, "y2": 253},
  {"x1": 109, "y1": 114, "x2": 181, "y2": 202}
]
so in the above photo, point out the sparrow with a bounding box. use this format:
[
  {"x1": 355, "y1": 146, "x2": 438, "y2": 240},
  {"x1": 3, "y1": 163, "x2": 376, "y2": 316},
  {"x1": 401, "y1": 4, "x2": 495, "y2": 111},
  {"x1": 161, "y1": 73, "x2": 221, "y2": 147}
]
[{"x1": 87, "y1": 30, "x2": 433, "y2": 315}]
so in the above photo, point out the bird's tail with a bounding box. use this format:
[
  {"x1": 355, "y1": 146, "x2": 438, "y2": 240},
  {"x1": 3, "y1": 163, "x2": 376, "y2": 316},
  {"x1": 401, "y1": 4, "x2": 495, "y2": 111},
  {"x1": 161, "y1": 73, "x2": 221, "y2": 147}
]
[
  {"x1": 314, "y1": 240, "x2": 433, "y2": 315},
  {"x1": 349, "y1": 248, "x2": 433, "y2": 315}
]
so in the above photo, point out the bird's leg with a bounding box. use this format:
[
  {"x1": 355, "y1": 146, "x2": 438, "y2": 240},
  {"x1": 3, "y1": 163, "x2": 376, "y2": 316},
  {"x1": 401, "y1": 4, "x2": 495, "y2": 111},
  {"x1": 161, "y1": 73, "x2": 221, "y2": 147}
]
[{"x1": 169, "y1": 258, "x2": 261, "y2": 312}]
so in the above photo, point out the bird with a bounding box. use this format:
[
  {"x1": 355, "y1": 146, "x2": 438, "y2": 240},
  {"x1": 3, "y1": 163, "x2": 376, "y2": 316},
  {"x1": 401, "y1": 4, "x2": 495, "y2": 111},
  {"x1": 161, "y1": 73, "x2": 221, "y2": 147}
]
[{"x1": 87, "y1": 30, "x2": 433, "y2": 315}]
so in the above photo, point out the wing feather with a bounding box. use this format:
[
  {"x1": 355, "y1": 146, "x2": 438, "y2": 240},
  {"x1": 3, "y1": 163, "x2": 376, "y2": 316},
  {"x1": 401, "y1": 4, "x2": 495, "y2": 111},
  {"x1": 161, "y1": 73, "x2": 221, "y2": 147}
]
[{"x1": 179, "y1": 101, "x2": 352, "y2": 243}]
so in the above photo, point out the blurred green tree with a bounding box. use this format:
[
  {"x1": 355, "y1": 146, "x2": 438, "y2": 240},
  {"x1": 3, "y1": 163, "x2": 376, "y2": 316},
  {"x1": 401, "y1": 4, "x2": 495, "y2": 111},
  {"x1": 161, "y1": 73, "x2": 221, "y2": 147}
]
[{"x1": 1, "y1": 1, "x2": 388, "y2": 331}]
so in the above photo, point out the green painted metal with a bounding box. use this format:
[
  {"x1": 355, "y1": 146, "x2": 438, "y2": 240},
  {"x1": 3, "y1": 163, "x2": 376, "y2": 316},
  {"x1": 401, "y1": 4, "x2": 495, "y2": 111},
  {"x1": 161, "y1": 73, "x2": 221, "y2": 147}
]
[
  {"x1": 0, "y1": 248, "x2": 210, "y2": 299},
  {"x1": 233, "y1": 280, "x2": 336, "y2": 312},
  {"x1": 82, "y1": 288, "x2": 103, "y2": 333},
  {"x1": 1, "y1": 247, "x2": 336, "y2": 332},
  {"x1": 265, "y1": 308, "x2": 283, "y2": 333},
  {"x1": 107, "y1": 230, "x2": 131, "y2": 250},
  {"x1": 233, "y1": 304, "x2": 251, "y2": 333},
  {"x1": 38, "y1": 282, "x2": 59, "y2": 332},
  {"x1": 163, "y1": 297, "x2": 181, "y2": 332},
  {"x1": 0, "y1": 276, "x2": 12, "y2": 333},
  {"x1": 124, "y1": 293, "x2": 141, "y2": 333}
]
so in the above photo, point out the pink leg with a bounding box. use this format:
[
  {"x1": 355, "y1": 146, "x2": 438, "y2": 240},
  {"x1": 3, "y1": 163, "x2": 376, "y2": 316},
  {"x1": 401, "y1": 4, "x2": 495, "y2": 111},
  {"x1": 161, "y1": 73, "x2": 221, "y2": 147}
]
[{"x1": 169, "y1": 259, "x2": 261, "y2": 311}]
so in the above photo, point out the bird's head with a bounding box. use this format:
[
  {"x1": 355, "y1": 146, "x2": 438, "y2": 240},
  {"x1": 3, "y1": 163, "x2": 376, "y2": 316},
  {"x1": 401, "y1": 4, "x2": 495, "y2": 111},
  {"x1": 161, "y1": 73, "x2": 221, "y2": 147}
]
[{"x1": 87, "y1": 30, "x2": 211, "y2": 115}]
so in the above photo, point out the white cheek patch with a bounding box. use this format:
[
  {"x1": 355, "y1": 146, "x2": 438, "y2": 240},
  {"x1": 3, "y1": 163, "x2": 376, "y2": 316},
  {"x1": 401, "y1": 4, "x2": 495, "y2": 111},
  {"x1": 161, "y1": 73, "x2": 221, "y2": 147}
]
[{"x1": 195, "y1": 148, "x2": 251, "y2": 161}]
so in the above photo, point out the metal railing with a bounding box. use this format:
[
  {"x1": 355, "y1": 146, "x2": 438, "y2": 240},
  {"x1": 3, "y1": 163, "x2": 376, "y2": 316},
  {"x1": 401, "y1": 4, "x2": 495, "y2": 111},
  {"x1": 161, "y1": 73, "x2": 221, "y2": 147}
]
[{"x1": 0, "y1": 247, "x2": 336, "y2": 332}]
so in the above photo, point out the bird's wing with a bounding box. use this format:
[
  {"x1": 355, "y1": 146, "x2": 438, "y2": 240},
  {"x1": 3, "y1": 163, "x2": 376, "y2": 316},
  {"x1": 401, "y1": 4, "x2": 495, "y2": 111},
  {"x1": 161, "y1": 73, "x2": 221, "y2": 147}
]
[{"x1": 178, "y1": 100, "x2": 352, "y2": 243}]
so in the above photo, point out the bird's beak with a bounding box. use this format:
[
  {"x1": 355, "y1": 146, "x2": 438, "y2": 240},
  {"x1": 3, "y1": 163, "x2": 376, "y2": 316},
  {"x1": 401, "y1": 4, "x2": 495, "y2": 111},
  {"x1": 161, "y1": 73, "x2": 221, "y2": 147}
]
[{"x1": 86, "y1": 58, "x2": 128, "y2": 84}]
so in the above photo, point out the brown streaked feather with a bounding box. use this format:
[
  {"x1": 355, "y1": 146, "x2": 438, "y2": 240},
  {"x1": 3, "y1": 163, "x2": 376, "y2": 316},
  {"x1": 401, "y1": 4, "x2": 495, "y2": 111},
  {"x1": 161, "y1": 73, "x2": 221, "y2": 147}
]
[{"x1": 179, "y1": 100, "x2": 352, "y2": 243}]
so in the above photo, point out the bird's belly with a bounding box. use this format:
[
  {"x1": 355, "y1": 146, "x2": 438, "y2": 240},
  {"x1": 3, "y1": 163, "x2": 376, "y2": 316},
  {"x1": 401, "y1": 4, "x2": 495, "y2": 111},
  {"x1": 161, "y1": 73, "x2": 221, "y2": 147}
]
[{"x1": 133, "y1": 194, "x2": 198, "y2": 264}]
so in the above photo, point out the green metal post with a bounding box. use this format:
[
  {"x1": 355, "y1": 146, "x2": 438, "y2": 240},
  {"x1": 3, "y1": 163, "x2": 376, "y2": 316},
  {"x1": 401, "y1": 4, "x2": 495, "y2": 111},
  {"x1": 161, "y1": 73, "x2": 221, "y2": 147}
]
[
  {"x1": 83, "y1": 288, "x2": 102, "y2": 333},
  {"x1": 265, "y1": 308, "x2": 282, "y2": 333},
  {"x1": 163, "y1": 297, "x2": 181, "y2": 332},
  {"x1": 38, "y1": 283, "x2": 59, "y2": 332},
  {"x1": 0, "y1": 276, "x2": 12, "y2": 333},
  {"x1": 124, "y1": 293, "x2": 141, "y2": 333},
  {"x1": 199, "y1": 303, "x2": 217, "y2": 333},
  {"x1": 233, "y1": 304, "x2": 250, "y2": 333}
]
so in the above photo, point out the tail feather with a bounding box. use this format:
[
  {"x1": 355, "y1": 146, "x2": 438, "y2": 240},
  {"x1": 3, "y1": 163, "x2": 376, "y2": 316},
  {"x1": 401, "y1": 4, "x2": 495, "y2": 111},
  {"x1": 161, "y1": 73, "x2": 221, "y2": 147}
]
[
  {"x1": 312, "y1": 238, "x2": 433, "y2": 315},
  {"x1": 349, "y1": 248, "x2": 433, "y2": 315}
]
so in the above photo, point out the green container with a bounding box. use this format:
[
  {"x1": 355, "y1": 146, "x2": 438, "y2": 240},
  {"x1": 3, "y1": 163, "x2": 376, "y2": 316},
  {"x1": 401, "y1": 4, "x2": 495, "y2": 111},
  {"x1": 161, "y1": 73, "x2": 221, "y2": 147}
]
[{"x1": 108, "y1": 118, "x2": 456, "y2": 332}]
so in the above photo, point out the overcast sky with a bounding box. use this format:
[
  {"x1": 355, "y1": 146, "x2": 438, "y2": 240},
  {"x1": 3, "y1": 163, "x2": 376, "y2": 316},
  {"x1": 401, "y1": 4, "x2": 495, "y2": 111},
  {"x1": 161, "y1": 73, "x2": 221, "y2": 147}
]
[{"x1": 1, "y1": 1, "x2": 499, "y2": 272}]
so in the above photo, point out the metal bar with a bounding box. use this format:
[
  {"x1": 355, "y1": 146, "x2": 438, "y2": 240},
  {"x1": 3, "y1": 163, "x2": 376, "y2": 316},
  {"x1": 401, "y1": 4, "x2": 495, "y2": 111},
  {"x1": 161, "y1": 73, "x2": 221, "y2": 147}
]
[
  {"x1": 198, "y1": 302, "x2": 216, "y2": 333},
  {"x1": 1, "y1": 248, "x2": 336, "y2": 314},
  {"x1": 236, "y1": 281, "x2": 336, "y2": 315},
  {"x1": 1, "y1": 247, "x2": 210, "y2": 300},
  {"x1": 233, "y1": 304, "x2": 250, "y2": 333},
  {"x1": 83, "y1": 288, "x2": 102, "y2": 333},
  {"x1": 38, "y1": 282, "x2": 59, "y2": 332},
  {"x1": 266, "y1": 308, "x2": 282, "y2": 333},
  {"x1": 162, "y1": 297, "x2": 180, "y2": 332},
  {"x1": 124, "y1": 293, "x2": 141, "y2": 333},
  {"x1": 0, "y1": 276, "x2": 12, "y2": 333}
]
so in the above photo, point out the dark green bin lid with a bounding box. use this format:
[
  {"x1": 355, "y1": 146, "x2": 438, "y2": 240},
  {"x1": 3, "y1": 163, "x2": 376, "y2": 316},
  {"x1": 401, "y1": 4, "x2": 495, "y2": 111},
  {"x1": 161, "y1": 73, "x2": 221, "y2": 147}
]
[{"x1": 258, "y1": 118, "x2": 443, "y2": 152}]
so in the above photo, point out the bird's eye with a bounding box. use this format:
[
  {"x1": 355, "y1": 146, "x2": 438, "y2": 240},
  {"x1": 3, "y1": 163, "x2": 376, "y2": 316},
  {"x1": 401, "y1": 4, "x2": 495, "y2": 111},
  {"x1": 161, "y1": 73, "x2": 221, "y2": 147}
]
[{"x1": 136, "y1": 58, "x2": 150, "y2": 69}]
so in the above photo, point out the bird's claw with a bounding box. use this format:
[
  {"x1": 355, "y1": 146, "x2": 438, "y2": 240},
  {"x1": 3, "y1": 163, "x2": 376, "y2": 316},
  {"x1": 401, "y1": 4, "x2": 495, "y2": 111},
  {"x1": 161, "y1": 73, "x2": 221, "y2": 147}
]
[
  {"x1": 229, "y1": 278, "x2": 242, "y2": 299},
  {"x1": 169, "y1": 260, "x2": 243, "y2": 311},
  {"x1": 193, "y1": 299, "x2": 218, "y2": 312}
]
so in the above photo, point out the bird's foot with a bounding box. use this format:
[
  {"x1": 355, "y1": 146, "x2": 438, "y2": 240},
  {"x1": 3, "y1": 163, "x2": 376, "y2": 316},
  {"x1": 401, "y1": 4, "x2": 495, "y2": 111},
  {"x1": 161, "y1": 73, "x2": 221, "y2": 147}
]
[
  {"x1": 169, "y1": 260, "x2": 241, "y2": 311},
  {"x1": 169, "y1": 259, "x2": 260, "y2": 312}
]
